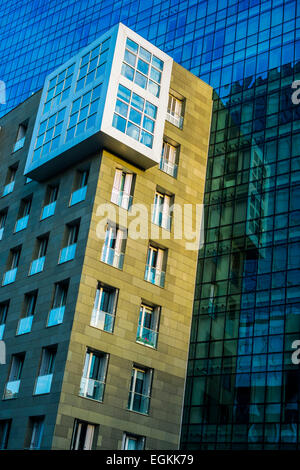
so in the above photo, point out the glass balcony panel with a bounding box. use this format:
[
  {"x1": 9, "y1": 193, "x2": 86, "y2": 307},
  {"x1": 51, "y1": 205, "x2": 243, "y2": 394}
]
[
  {"x1": 15, "y1": 215, "x2": 29, "y2": 232},
  {"x1": 47, "y1": 306, "x2": 65, "y2": 327},
  {"x1": 58, "y1": 243, "x2": 76, "y2": 264},
  {"x1": 159, "y1": 158, "x2": 178, "y2": 178},
  {"x1": 144, "y1": 265, "x2": 165, "y2": 287},
  {"x1": 111, "y1": 189, "x2": 133, "y2": 210},
  {"x1": 0, "y1": 324, "x2": 5, "y2": 340},
  {"x1": 79, "y1": 377, "x2": 105, "y2": 402},
  {"x1": 2, "y1": 181, "x2": 15, "y2": 197},
  {"x1": 166, "y1": 112, "x2": 183, "y2": 129},
  {"x1": 3, "y1": 380, "x2": 20, "y2": 399},
  {"x1": 29, "y1": 256, "x2": 45, "y2": 275},
  {"x1": 69, "y1": 186, "x2": 87, "y2": 206},
  {"x1": 17, "y1": 315, "x2": 33, "y2": 335},
  {"x1": 128, "y1": 391, "x2": 150, "y2": 414},
  {"x1": 41, "y1": 201, "x2": 56, "y2": 220},
  {"x1": 2, "y1": 268, "x2": 17, "y2": 286},
  {"x1": 34, "y1": 374, "x2": 53, "y2": 395},
  {"x1": 0, "y1": 227, "x2": 4, "y2": 240},
  {"x1": 90, "y1": 308, "x2": 115, "y2": 333},
  {"x1": 13, "y1": 136, "x2": 25, "y2": 152},
  {"x1": 101, "y1": 247, "x2": 124, "y2": 269},
  {"x1": 136, "y1": 325, "x2": 158, "y2": 348}
]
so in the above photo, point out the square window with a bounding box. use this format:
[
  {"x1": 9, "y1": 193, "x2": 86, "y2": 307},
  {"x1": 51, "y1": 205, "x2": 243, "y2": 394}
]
[
  {"x1": 82, "y1": 91, "x2": 92, "y2": 107},
  {"x1": 150, "y1": 67, "x2": 161, "y2": 83},
  {"x1": 112, "y1": 114, "x2": 126, "y2": 133},
  {"x1": 148, "y1": 80, "x2": 160, "y2": 97},
  {"x1": 86, "y1": 113, "x2": 96, "y2": 130},
  {"x1": 139, "y1": 47, "x2": 151, "y2": 63},
  {"x1": 140, "y1": 130, "x2": 153, "y2": 148},
  {"x1": 92, "y1": 84, "x2": 102, "y2": 100},
  {"x1": 152, "y1": 55, "x2": 164, "y2": 71},
  {"x1": 116, "y1": 99, "x2": 129, "y2": 118},
  {"x1": 143, "y1": 115, "x2": 155, "y2": 133},
  {"x1": 90, "y1": 99, "x2": 99, "y2": 115},
  {"x1": 137, "y1": 58, "x2": 149, "y2": 75},
  {"x1": 122, "y1": 63, "x2": 135, "y2": 81},
  {"x1": 126, "y1": 38, "x2": 139, "y2": 53},
  {"x1": 126, "y1": 122, "x2": 140, "y2": 141},
  {"x1": 124, "y1": 49, "x2": 137, "y2": 67},
  {"x1": 131, "y1": 93, "x2": 144, "y2": 112},
  {"x1": 145, "y1": 101, "x2": 157, "y2": 119},
  {"x1": 129, "y1": 107, "x2": 142, "y2": 126},
  {"x1": 134, "y1": 71, "x2": 147, "y2": 89},
  {"x1": 117, "y1": 84, "x2": 131, "y2": 103}
]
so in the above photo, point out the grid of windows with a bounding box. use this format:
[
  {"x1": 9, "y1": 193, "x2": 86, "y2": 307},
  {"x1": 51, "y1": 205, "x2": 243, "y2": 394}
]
[
  {"x1": 76, "y1": 38, "x2": 110, "y2": 92},
  {"x1": 44, "y1": 64, "x2": 75, "y2": 114},
  {"x1": 33, "y1": 108, "x2": 66, "y2": 160},
  {"x1": 112, "y1": 84, "x2": 157, "y2": 148}
]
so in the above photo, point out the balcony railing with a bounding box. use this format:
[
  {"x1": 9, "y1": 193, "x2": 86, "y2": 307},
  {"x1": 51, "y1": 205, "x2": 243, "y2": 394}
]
[
  {"x1": 159, "y1": 158, "x2": 178, "y2": 178},
  {"x1": 111, "y1": 189, "x2": 133, "y2": 210},
  {"x1": 34, "y1": 374, "x2": 53, "y2": 395},
  {"x1": 58, "y1": 243, "x2": 76, "y2": 264},
  {"x1": 0, "y1": 324, "x2": 5, "y2": 340},
  {"x1": 47, "y1": 306, "x2": 65, "y2": 327},
  {"x1": 90, "y1": 308, "x2": 115, "y2": 333},
  {"x1": 128, "y1": 391, "x2": 150, "y2": 414},
  {"x1": 3, "y1": 380, "x2": 20, "y2": 400},
  {"x1": 144, "y1": 265, "x2": 165, "y2": 287},
  {"x1": 14, "y1": 215, "x2": 29, "y2": 233},
  {"x1": 17, "y1": 315, "x2": 33, "y2": 335},
  {"x1": 79, "y1": 377, "x2": 105, "y2": 402},
  {"x1": 69, "y1": 186, "x2": 87, "y2": 206},
  {"x1": 136, "y1": 325, "x2": 158, "y2": 349},
  {"x1": 2, "y1": 181, "x2": 15, "y2": 197},
  {"x1": 0, "y1": 227, "x2": 4, "y2": 240},
  {"x1": 101, "y1": 247, "x2": 124, "y2": 269},
  {"x1": 166, "y1": 112, "x2": 183, "y2": 129},
  {"x1": 2, "y1": 267, "x2": 17, "y2": 286},
  {"x1": 41, "y1": 201, "x2": 56, "y2": 220},
  {"x1": 13, "y1": 137, "x2": 25, "y2": 152},
  {"x1": 29, "y1": 256, "x2": 45, "y2": 276}
]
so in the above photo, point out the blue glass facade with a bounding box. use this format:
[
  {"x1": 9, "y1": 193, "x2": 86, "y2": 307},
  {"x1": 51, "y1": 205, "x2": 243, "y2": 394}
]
[{"x1": 1, "y1": 0, "x2": 300, "y2": 450}]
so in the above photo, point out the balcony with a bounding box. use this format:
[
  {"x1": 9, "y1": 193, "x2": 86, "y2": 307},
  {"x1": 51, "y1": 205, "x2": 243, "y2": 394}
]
[
  {"x1": 0, "y1": 227, "x2": 4, "y2": 240},
  {"x1": 128, "y1": 391, "x2": 150, "y2": 414},
  {"x1": 2, "y1": 181, "x2": 15, "y2": 197},
  {"x1": 79, "y1": 377, "x2": 105, "y2": 402},
  {"x1": 13, "y1": 137, "x2": 25, "y2": 153},
  {"x1": 0, "y1": 324, "x2": 5, "y2": 340},
  {"x1": 69, "y1": 186, "x2": 87, "y2": 206},
  {"x1": 166, "y1": 112, "x2": 183, "y2": 129},
  {"x1": 136, "y1": 325, "x2": 158, "y2": 349},
  {"x1": 90, "y1": 308, "x2": 115, "y2": 333},
  {"x1": 14, "y1": 215, "x2": 29, "y2": 233},
  {"x1": 17, "y1": 316, "x2": 33, "y2": 335},
  {"x1": 2, "y1": 268, "x2": 17, "y2": 286},
  {"x1": 58, "y1": 243, "x2": 76, "y2": 264},
  {"x1": 144, "y1": 265, "x2": 165, "y2": 287},
  {"x1": 29, "y1": 256, "x2": 45, "y2": 276},
  {"x1": 47, "y1": 306, "x2": 65, "y2": 327},
  {"x1": 101, "y1": 247, "x2": 124, "y2": 269},
  {"x1": 111, "y1": 189, "x2": 133, "y2": 210},
  {"x1": 3, "y1": 380, "x2": 20, "y2": 400},
  {"x1": 41, "y1": 201, "x2": 56, "y2": 220},
  {"x1": 159, "y1": 158, "x2": 178, "y2": 178},
  {"x1": 34, "y1": 374, "x2": 53, "y2": 395}
]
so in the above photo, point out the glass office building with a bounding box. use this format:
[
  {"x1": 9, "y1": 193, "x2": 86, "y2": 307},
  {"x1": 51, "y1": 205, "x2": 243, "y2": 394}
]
[{"x1": 1, "y1": 0, "x2": 300, "y2": 450}]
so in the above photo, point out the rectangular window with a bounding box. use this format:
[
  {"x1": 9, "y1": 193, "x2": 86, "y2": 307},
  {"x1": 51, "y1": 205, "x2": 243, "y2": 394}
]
[
  {"x1": 0, "y1": 301, "x2": 9, "y2": 340},
  {"x1": 17, "y1": 291, "x2": 37, "y2": 336},
  {"x1": 59, "y1": 222, "x2": 79, "y2": 264},
  {"x1": 29, "y1": 235, "x2": 48, "y2": 276},
  {"x1": 101, "y1": 223, "x2": 126, "y2": 269},
  {"x1": 160, "y1": 141, "x2": 179, "y2": 178},
  {"x1": 0, "y1": 209, "x2": 8, "y2": 241},
  {"x1": 111, "y1": 169, "x2": 134, "y2": 210},
  {"x1": 128, "y1": 366, "x2": 152, "y2": 415},
  {"x1": 136, "y1": 303, "x2": 160, "y2": 349},
  {"x1": 14, "y1": 197, "x2": 32, "y2": 232},
  {"x1": 2, "y1": 166, "x2": 17, "y2": 197},
  {"x1": 122, "y1": 433, "x2": 145, "y2": 450},
  {"x1": 152, "y1": 190, "x2": 172, "y2": 230},
  {"x1": 144, "y1": 245, "x2": 166, "y2": 287},
  {"x1": 3, "y1": 353, "x2": 25, "y2": 400},
  {"x1": 27, "y1": 416, "x2": 44, "y2": 450},
  {"x1": 41, "y1": 184, "x2": 58, "y2": 220},
  {"x1": 79, "y1": 349, "x2": 108, "y2": 402},
  {"x1": 2, "y1": 247, "x2": 21, "y2": 286},
  {"x1": 166, "y1": 94, "x2": 184, "y2": 129},
  {"x1": 70, "y1": 169, "x2": 89, "y2": 206},
  {"x1": 13, "y1": 121, "x2": 28, "y2": 152},
  {"x1": 0, "y1": 419, "x2": 11, "y2": 449},
  {"x1": 34, "y1": 346, "x2": 56, "y2": 395},
  {"x1": 91, "y1": 282, "x2": 118, "y2": 333},
  {"x1": 47, "y1": 281, "x2": 68, "y2": 327},
  {"x1": 71, "y1": 420, "x2": 97, "y2": 450}
]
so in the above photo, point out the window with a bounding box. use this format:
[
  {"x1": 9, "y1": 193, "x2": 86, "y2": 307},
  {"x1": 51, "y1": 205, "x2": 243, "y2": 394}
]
[
  {"x1": 111, "y1": 169, "x2": 134, "y2": 210},
  {"x1": 79, "y1": 349, "x2": 108, "y2": 402},
  {"x1": 144, "y1": 245, "x2": 166, "y2": 287},
  {"x1": 3, "y1": 353, "x2": 25, "y2": 399},
  {"x1": 44, "y1": 64, "x2": 75, "y2": 114},
  {"x1": 59, "y1": 222, "x2": 79, "y2": 264},
  {"x1": 208, "y1": 283, "x2": 217, "y2": 318},
  {"x1": 160, "y1": 141, "x2": 179, "y2": 178},
  {"x1": 128, "y1": 366, "x2": 152, "y2": 415},
  {"x1": 47, "y1": 281, "x2": 68, "y2": 327},
  {"x1": 152, "y1": 190, "x2": 173, "y2": 230},
  {"x1": 91, "y1": 282, "x2": 118, "y2": 333},
  {"x1": 14, "y1": 197, "x2": 32, "y2": 232},
  {"x1": 0, "y1": 419, "x2": 11, "y2": 449},
  {"x1": 41, "y1": 184, "x2": 58, "y2": 220},
  {"x1": 101, "y1": 223, "x2": 126, "y2": 269},
  {"x1": 27, "y1": 416, "x2": 44, "y2": 450},
  {"x1": 112, "y1": 84, "x2": 157, "y2": 148},
  {"x1": 2, "y1": 246, "x2": 21, "y2": 286},
  {"x1": 136, "y1": 304, "x2": 160, "y2": 349},
  {"x1": 34, "y1": 346, "x2": 56, "y2": 395},
  {"x1": 0, "y1": 301, "x2": 9, "y2": 340},
  {"x1": 121, "y1": 37, "x2": 163, "y2": 98},
  {"x1": 166, "y1": 94, "x2": 184, "y2": 129},
  {"x1": 2, "y1": 166, "x2": 17, "y2": 197},
  {"x1": 13, "y1": 122, "x2": 28, "y2": 152},
  {"x1": 33, "y1": 108, "x2": 66, "y2": 161},
  {"x1": 71, "y1": 420, "x2": 97, "y2": 450},
  {"x1": 76, "y1": 37, "x2": 110, "y2": 92},
  {"x1": 29, "y1": 235, "x2": 48, "y2": 275},
  {"x1": 17, "y1": 291, "x2": 37, "y2": 336},
  {"x1": 70, "y1": 169, "x2": 89, "y2": 206},
  {"x1": 0, "y1": 209, "x2": 7, "y2": 240},
  {"x1": 122, "y1": 433, "x2": 145, "y2": 450}
]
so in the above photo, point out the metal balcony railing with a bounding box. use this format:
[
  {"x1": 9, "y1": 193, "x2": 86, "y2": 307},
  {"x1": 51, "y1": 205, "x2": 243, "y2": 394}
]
[
  {"x1": 128, "y1": 391, "x2": 150, "y2": 414},
  {"x1": 29, "y1": 256, "x2": 45, "y2": 276},
  {"x1": 34, "y1": 374, "x2": 53, "y2": 395},
  {"x1": 3, "y1": 380, "x2": 20, "y2": 400},
  {"x1": 41, "y1": 201, "x2": 56, "y2": 220},
  {"x1": 136, "y1": 325, "x2": 158, "y2": 349},
  {"x1": 58, "y1": 243, "x2": 76, "y2": 264},
  {"x1": 2, "y1": 267, "x2": 17, "y2": 286},
  {"x1": 101, "y1": 247, "x2": 124, "y2": 269},
  {"x1": 159, "y1": 158, "x2": 178, "y2": 178},
  {"x1": 144, "y1": 265, "x2": 165, "y2": 287},
  {"x1": 17, "y1": 315, "x2": 33, "y2": 335},
  {"x1": 47, "y1": 306, "x2": 65, "y2": 327},
  {"x1": 14, "y1": 215, "x2": 29, "y2": 233},
  {"x1": 79, "y1": 377, "x2": 105, "y2": 402},
  {"x1": 69, "y1": 186, "x2": 87, "y2": 206},
  {"x1": 90, "y1": 308, "x2": 115, "y2": 333}
]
